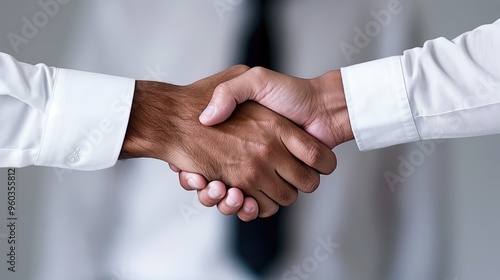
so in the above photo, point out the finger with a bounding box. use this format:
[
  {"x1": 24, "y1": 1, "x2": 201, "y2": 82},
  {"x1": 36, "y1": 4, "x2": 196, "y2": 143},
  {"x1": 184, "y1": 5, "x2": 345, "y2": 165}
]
[
  {"x1": 178, "y1": 171, "x2": 207, "y2": 191},
  {"x1": 280, "y1": 127, "x2": 337, "y2": 175},
  {"x1": 237, "y1": 197, "x2": 259, "y2": 222},
  {"x1": 216, "y1": 188, "x2": 245, "y2": 216},
  {"x1": 275, "y1": 157, "x2": 321, "y2": 194},
  {"x1": 252, "y1": 191, "x2": 280, "y2": 218},
  {"x1": 261, "y1": 173, "x2": 300, "y2": 206},
  {"x1": 196, "y1": 181, "x2": 228, "y2": 207},
  {"x1": 169, "y1": 164, "x2": 181, "y2": 173},
  {"x1": 199, "y1": 68, "x2": 266, "y2": 126}
]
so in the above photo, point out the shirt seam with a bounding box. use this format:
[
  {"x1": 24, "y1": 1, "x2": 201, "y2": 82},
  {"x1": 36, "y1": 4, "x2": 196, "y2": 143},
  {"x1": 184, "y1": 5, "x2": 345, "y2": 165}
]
[
  {"x1": 34, "y1": 67, "x2": 60, "y2": 165},
  {"x1": 398, "y1": 56, "x2": 422, "y2": 141},
  {"x1": 414, "y1": 102, "x2": 500, "y2": 119},
  {"x1": 342, "y1": 68, "x2": 364, "y2": 151}
]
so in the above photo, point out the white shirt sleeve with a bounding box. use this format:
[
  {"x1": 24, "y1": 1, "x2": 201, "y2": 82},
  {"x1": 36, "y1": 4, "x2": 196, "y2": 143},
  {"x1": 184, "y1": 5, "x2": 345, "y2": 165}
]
[
  {"x1": 0, "y1": 53, "x2": 135, "y2": 170},
  {"x1": 341, "y1": 19, "x2": 500, "y2": 151}
]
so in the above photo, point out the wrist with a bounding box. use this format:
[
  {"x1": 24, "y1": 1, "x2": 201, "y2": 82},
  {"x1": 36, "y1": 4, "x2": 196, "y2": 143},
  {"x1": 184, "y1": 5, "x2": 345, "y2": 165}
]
[
  {"x1": 313, "y1": 70, "x2": 354, "y2": 147},
  {"x1": 120, "y1": 81, "x2": 180, "y2": 160}
]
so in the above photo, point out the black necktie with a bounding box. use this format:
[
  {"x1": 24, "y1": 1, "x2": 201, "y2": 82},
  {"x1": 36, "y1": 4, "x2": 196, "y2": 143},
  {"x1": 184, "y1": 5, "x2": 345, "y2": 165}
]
[{"x1": 232, "y1": 0, "x2": 287, "y2": 277}]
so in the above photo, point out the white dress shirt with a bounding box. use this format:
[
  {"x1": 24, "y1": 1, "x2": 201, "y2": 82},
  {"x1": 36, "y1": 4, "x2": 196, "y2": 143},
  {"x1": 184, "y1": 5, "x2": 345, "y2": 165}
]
[
  {"x1": 0, "y1": 53, "x2": 135, "y2": 170},
  {"x1": 343, "y1": 19, "x2": 500, "y2": 151},
  {"x1": 0, "y1": 19, "x2": 498, "y2": 169}
]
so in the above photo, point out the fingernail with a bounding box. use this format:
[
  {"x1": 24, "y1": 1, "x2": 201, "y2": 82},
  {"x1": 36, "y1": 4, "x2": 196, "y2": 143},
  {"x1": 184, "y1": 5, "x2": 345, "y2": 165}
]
[
  {"x1": 187, "y1": 177, "x2": 198, "y2": 190},
  {"x1": 243, "y1": 205, "x2": 254, "y2": 213},
  {"x1": 208, "y1": 186, "x2": 222, "y2": 199},
  {"x1": 200, "y1": 104, "x2": 215, "y2": 119},
  {"x1": 226, "y1": 196, "x2": 238, "y2": 207}
]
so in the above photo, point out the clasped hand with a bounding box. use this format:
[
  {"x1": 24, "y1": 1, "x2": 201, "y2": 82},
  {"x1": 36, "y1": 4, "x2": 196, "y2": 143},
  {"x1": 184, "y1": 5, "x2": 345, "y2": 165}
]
[{"x1": 121, "y1": 66, "x2": 340, "y2": 221}]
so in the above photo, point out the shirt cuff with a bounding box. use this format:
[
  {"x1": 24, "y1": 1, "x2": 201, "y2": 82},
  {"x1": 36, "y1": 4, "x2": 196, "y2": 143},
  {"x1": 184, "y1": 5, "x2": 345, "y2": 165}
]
[
  {"x1": 35, "y1": 68, "x2": 135, "y2": 170},
  {"x1": 341, "y1": 56, "x2": 420, "y2": 151}
]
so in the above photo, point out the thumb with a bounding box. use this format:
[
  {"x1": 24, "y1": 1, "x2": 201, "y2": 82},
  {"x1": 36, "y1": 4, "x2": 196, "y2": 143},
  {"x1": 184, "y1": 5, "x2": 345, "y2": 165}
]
[{"x1": 199, "y1": 73, "x2": 259, "y2": 126}]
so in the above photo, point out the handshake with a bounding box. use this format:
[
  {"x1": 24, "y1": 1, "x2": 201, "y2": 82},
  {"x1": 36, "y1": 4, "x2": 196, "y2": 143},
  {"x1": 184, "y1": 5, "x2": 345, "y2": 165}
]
[{"x1": 120, "y1": 65, "x2": 354, "y2": 221}]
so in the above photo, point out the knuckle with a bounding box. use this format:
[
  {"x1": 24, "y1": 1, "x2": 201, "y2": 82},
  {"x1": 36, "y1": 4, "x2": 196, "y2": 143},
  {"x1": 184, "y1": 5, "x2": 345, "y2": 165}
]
[
  {"x1": 267, "y1": 117, "x2": 284, "y2": 133},
  {"x1": 305, "y1": 143, "x2": 326, "y2": 167},
  {"x1": 232, "y1": 166, "x2": 259, "y2": 192},
  {"x1": 231, "y1": 64, "x2": 250, "y2": 73},
  {"x1": 249, "y1": 66, "x2": 268, "y2": 77},
  {"x1": 254, "y1": 142, "x2": 273, "y2": 160},
  {"x1": 302, "y1": 172, "x2": 320, "y2": 193},
  {"x1": 214, "y1": 82, "x2": 232, "y2": 96},
  {"x1": 270, "y1": 116, "x2": 283, "y2": 126},
  {"x1": 280, "y1": 189, "x2": 299, "y2": 207},
  {"x1": 245, "y1": 164, "x2": 260, "y2": 180},
  {"x1": 248, "y1": 67, "x2": 270, "y2": 92}
]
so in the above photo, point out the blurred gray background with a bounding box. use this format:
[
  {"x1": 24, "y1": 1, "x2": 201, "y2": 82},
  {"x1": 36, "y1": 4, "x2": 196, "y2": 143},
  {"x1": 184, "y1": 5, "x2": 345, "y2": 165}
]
[{"x1": 0, "y1": 1, "x2": 499, "y2": 279}]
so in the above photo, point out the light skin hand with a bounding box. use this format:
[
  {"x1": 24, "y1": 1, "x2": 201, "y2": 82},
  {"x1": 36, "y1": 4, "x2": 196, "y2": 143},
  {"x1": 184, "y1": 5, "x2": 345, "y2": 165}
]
[
  {"x1": 169, "y1": 163, "x2": 259, "y2": 221},
  {"x1": 120, "y1": 65, "x2": 337, "y2": 220},
  {"x1": 177, "y1": 67, "x2": 355, "y2": 219},
  {"x1": 200, "y1": 67, "x2": 354, "y2": 149}
]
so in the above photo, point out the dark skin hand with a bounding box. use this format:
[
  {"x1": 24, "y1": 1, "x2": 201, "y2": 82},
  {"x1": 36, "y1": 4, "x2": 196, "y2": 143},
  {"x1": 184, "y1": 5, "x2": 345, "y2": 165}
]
[{"x1": 120, "y1": 65, "x2": 337, "y2": 219}]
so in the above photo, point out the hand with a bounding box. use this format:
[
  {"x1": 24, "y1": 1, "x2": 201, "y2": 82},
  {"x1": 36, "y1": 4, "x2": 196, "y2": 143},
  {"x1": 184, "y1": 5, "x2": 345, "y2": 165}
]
[
  {"x1": 177, "y1": 67, "x2": 354, "y2": 219},
  {"x1": 168, "y1": 163, "x2": 261, "y2": 221},
  {"x1": 200, "y1": 67, "x2": 354, "y2": 149},
  {"x1": 120, "y1": 65, "x2": 337, "y2": 219}
]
